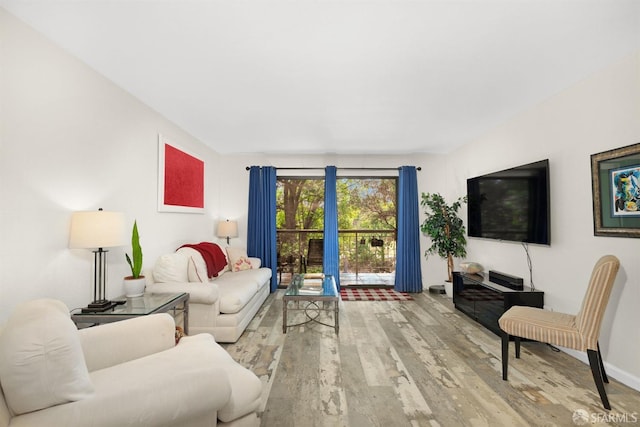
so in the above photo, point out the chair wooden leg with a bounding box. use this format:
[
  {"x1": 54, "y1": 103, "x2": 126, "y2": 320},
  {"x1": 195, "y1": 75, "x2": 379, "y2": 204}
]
[
  {"x1": 597, "y1": 342, "x2": 609, "y2": 383},
  {"x1": 515, "y1": 337, "x2": 521, "y2": 359},
  {"x1": 501, "y1": 332, "x2": 509, "y2": 380},
  {"x1": 587, "y1": 349, "x2": 611, "y2": 410}
]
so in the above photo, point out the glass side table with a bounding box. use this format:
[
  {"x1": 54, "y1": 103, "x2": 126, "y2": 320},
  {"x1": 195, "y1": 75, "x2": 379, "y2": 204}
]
[{"x1": 71, "y1": 292, "x2": 189, "y2": 334}]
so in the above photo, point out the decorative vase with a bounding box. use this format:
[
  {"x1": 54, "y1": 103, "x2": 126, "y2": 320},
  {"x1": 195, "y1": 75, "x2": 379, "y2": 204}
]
[
  {"x1": 124, "y1": 276, "x2": 146, "y2": 297},
  {"x1": 444, "y1": 281, "x2": 453, "y2": 298}
]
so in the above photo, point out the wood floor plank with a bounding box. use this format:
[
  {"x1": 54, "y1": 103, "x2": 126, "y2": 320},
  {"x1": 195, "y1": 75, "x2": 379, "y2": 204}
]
[
  {"x1": 222, "y1": 291, "x2": 640, "y2": 426},
  {"x1": 339, "y1": 343, "x2": 396, "y2": 426},
  {"x1": 318, "y1": 332, "x2": 347, "y2": 418}
]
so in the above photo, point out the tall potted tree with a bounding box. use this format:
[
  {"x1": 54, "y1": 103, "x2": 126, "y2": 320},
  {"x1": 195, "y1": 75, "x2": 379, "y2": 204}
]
[
  {"x1": 420, "y1": 193, "x2": 467, "y2": 296},
  {"x1": 124, "y1": 220, "x2": 145, "y2": 297}
]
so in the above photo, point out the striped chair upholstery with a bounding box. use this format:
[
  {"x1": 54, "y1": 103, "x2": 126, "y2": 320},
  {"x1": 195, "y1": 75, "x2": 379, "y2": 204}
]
[{"x1": 498, "y1": 255, "x2": 620, "y2": 410}]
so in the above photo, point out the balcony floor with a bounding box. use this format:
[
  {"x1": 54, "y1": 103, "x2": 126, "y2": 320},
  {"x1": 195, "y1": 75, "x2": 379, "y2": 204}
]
[{"x1": 278, "y1": 272, "x2": 394, "y2": 288}]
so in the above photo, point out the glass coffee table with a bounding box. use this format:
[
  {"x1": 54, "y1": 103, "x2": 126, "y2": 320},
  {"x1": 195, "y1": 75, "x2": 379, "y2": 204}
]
[
  {"x1": 71, "y1": 292, "x2": 189, "y2": 334},
  {"x1": 282, "y1": 274, "x2": 339, "y2": 334}
]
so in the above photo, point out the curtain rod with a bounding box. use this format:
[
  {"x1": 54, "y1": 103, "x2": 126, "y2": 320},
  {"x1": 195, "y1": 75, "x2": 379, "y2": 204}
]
[{"x1": 245, "y1": 166, "x2": 421, "y2": 171}]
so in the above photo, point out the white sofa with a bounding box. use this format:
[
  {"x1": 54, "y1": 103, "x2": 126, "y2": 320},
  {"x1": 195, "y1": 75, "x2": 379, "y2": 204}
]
[
  {"x1": 0, "y1": 299, "x2": 262, "y2": 427},
  {"x1": 146, "y1": 244, "x2": 272, "y2": 343}
]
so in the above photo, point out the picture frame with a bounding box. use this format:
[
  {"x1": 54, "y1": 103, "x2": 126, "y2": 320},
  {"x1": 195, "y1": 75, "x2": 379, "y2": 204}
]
[
  {"x1": 158, "y1": 134, "x2": 205, "y2": 213},
  {"x1": 591, "y1": 142, "x2": 640, "y2": 237}
]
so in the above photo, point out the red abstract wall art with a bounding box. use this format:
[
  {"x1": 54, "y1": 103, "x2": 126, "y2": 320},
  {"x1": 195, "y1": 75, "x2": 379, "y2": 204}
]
[{"x1": 158, "y1": 135, "x2": 205, "y2": 213}]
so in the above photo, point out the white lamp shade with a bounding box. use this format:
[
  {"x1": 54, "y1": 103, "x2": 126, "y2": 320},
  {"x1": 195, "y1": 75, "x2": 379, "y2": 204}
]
[
  {"x1": 69, "y1": 210, "x2": 127, "y2": 249},
  {"x1": 217, "y1": 220, "x2": 238, "y2": 238}
]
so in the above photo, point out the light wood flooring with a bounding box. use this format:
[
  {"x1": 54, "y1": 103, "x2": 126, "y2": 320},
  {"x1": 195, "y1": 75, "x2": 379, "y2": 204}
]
[{"x1": 222, "y1": 290, "x2": 640, "y2": 426}]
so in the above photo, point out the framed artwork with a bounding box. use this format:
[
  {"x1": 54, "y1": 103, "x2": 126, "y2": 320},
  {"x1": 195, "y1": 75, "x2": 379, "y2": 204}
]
[
  {"x1": 158, "y1": 134, "x2": 205, "y2": 213},
  {"x1": 591, "y1": 142, "x2": 640, "y2": 237}
]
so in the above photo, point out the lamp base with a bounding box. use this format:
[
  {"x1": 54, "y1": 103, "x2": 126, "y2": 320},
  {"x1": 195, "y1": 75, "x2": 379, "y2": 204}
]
[{"x1": 81, "y1": 299, "x2": 118, "y2": 313}]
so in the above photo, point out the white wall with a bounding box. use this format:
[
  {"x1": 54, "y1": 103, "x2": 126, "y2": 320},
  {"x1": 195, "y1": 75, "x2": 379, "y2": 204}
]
[
  {"x1": 0, "y1": 9, "x2": 223, "y2": 317},
  {"x1": 437, "y1": 52, "x2": 640, "y2": 389}
]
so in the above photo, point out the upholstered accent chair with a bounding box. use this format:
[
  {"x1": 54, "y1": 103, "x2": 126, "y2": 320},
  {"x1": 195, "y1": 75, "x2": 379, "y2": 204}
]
[{"x1": 498, "y1": 255, "x2": 620, "y2": 410}]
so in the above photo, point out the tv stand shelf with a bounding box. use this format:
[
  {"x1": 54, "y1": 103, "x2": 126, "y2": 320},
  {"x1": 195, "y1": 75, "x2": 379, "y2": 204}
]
[{"x1": 453, "y1": 272, "x2": 544, "y2": 336}]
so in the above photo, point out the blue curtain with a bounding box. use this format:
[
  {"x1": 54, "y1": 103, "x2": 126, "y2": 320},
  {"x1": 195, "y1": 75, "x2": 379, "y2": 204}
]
[
  {"x1": 247, "y1": 166, "x2": 278, "y2": 292},
  {"x1": 395, "y1": 166, "x2": 423, "y2": 292},
  {"x1": 323, "y1": 166, "x2": 340, "y2": 290}
]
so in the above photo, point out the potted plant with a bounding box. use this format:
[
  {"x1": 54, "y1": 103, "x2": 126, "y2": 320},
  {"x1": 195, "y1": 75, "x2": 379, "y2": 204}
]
[
  {"x1": 420, "y1": 193, "x2": 467, "y2": 297},
  {"x1": 124, "y1": 220, "x2": 145, "y2": 297}
]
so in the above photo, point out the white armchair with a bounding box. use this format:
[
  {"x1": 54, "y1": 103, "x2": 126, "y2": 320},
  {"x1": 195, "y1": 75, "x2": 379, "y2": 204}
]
[{"x1": 0, "y1": 299, "x2": 261, "y2": 427}]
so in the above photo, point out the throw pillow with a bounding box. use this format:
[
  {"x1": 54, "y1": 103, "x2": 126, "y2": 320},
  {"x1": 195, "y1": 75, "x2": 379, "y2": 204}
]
[
  {"x1": 178, "y1": 247, "x2": 227, "y2": 282},
  {"x1": 232, "y1": 257, "x2": 253, "y2": 272},
  {"x1": 179, "y1": 243, "x2": 228, "y2": 278},
  {"x1": 0, "y1": 299, "x2": 94, "y2": 415},
  {"x1": 153, "y1": 253, "x2": 189, "y2": 283},
  {"x1": 178, "y1": 247, "x2": 208, "y2": 282},
  {"x1": 187, "y1": 256, "x2": 207, "y2": 283},
  {"x1": 226, "y1": 246, "x2": 248, "y2": 268}
]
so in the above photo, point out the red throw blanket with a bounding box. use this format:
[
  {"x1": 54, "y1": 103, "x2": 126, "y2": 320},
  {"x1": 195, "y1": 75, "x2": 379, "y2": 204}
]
[{"x1": 179, "y1": 242, "x2": 228, "y2": 278}]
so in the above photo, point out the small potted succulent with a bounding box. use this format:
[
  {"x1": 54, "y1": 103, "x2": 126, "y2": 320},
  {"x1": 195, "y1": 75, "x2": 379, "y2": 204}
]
[
  {"x1": 420, "y1": 192, "x2": 467, "y2": 297},
  {"x1": 124, "y1": 220, "x2": 145, "y2": 297}
]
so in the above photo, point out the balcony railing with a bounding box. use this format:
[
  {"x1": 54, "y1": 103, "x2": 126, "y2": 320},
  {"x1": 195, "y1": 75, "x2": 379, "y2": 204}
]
[{"x1": 277, "y1": 229, "x2": 397, "y2": 283}]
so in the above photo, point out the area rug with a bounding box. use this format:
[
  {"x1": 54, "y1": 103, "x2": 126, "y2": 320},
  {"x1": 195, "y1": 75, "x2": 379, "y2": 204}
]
[{"x1": 340, "y1": 287, "x2": 413, "y2": 301}]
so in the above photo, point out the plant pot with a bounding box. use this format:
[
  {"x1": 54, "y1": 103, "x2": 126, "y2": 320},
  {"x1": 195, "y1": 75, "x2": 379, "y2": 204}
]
[
  {"x1": 444, "y1": 281, "x2": 453, "y2": 298},
  {"x1": 124, "y1": 276, "x2": 146, "y2": 297}
]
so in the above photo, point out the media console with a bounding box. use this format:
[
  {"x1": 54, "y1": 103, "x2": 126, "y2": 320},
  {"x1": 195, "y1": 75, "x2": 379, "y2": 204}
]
[{"x1": 452, "y1": 272, "x2": 544, "y2": 336}]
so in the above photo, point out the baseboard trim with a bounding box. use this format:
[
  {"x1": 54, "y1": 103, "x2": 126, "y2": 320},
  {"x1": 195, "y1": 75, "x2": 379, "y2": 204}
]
[{"x1": 561, "y1": 347, "x2": 640, "y2": 392}]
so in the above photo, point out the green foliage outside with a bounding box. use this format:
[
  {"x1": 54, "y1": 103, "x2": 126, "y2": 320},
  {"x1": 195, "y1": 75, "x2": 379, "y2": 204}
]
[{"x1": 276, "y1": 177, "x2": 397, "y2": 273}]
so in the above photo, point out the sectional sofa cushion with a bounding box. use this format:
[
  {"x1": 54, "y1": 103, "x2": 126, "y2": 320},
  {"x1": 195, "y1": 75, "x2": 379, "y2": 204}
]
[
  {"x1": 217, "y1": 268, "x2": 272, "y2": 314},
  {"x1": 219, "y1": 281, "x2": 260, "y2": 314},
  {"x1": 217, "y1": 267, "x2": 271, "y2": 291},
  {"x1": 0, "y1": 299, "x2": 94, "y2": 415}
]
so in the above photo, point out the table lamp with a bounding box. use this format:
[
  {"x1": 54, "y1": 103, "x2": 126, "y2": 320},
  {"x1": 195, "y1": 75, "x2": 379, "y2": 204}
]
[
  {"x1": 69, "y1": 208, "x2": 126, "y2": 312},
  {"x1": 217, "y1": 219, "x2": 238, "y2": 245}
]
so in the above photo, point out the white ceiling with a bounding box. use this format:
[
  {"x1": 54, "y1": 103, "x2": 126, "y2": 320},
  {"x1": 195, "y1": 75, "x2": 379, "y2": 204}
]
[{"x1": 2, "y1": 1, "x2": 639, "y2": 155}]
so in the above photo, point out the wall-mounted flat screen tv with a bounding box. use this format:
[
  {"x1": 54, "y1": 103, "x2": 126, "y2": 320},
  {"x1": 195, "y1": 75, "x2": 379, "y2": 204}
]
[{"x1": 467, "y1": 159, "x2": 550, "y2": 245}]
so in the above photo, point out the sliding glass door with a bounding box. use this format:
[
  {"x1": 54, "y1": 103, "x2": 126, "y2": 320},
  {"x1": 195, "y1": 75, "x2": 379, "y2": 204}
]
[{"x1": 276, "y1": 176, "x2": 397, "y2": 285}]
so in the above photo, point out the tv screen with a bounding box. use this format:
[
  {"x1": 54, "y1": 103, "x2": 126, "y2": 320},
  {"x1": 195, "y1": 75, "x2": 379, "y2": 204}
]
[{"x1": 467, "y1": 159, "x2": 550, "y2": 245}]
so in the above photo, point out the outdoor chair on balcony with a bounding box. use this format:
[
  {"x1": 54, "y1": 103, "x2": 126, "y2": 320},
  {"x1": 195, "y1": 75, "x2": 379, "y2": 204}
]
[
  {"x1": 302, "y1": 238, "x2": 323, "y2": 273},
  {"x1": 277, "y1": 252, "x2": 296, "y2": 284}
]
